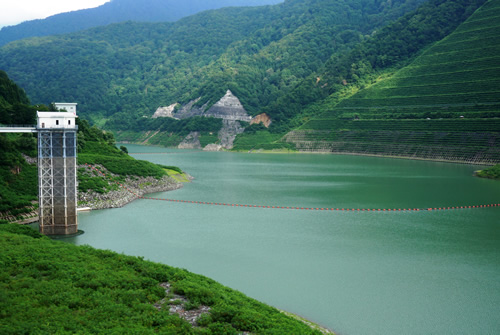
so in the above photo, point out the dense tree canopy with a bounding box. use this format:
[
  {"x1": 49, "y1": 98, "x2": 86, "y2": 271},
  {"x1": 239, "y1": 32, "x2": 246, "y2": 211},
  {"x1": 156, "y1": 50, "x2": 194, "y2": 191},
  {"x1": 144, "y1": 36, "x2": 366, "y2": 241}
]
[{"x1": 0, "y1": 0, "x2": 430, "y2": 131}]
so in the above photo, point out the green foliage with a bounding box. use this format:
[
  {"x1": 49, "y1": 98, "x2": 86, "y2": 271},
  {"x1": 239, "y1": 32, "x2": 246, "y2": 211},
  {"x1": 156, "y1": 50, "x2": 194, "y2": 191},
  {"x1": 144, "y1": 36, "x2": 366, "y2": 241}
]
[
  {"x1": 157, "y1": 165, "x2": 183, "y2": 175},
  {"x1": 0, "y1": 227, "x2": 326, "y2": 334},
  {"x1": 0, "y1": 70, "x2": 30, "y2": 106},
  {"x1": 77, "y1": 118, "x2": 117, "y2": 152},
  {"x1": 244, "y1": 123, "x2": 267, "y2": 134},
  {"x1": 77, "y1": 117, "x2": 170, "y2": 180},
  {"x1": 109, "y1": 116, "x2": 223, "y2": 149},
  {"x1": 0, "y1": 134, "x2": 38, "y2": 212},
  {"x1": 120, "y1": 145, "x2": 128, "y2": 154},
  {"x1": 199, "y1": 133, "x2": 219, "y2": 148},
  {"x1": 79, "y1": 154, "x2": 166, "y2": 178},
  {"x1": 0, "y1": 72, "x2": 39, "y2": 213},
  {"x1": 476, "y1": 164, "x2": 500, "y2": 180},
  {"x1": 232, "y1": 130, "x2": 295, "y2": 151},
  {"x1": 107, "y1": 114, "x2": 223, "y2": 134},
  {"x1": 0, "y1": 70, "x2": 35, "y2": 125},
  {"x1": 77, "y1": 167, "x2": 120, "y2": 193},
  {"x1": 0, "y1": 223, "x2": 44, "y2": 238},
  {"x1": 318, "y1": 0, "x2": 498, "y2": 121},
  {"x1": 0, "y1": 0, "x2": 429, "y2": 132},
  {"x1": 2, "y1": 0, "x2": 497, "y2": 160},
  {"x1": 323, "y1": 0, "x2": 487, "y2": 79}
]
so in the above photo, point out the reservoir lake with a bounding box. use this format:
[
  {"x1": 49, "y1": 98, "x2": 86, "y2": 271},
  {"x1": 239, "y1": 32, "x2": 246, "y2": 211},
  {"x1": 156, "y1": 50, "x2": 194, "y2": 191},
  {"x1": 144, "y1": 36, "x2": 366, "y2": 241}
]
[{"x1": 67, "y1": 144, "x2": 500, "y2": 335}]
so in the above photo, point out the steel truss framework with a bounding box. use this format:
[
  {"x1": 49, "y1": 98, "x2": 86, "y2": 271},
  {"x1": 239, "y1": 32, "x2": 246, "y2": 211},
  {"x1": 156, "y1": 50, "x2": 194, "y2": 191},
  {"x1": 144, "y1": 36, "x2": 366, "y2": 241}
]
[{"x1": 38, "y1": 130, "x2": 78, "y2": 235}]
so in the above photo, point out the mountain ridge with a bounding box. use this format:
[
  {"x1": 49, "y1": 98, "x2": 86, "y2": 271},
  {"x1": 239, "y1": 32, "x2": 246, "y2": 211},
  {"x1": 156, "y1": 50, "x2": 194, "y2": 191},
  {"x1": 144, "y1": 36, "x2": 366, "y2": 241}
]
[{"x1": 0, "y1": 0, "x2": 283, "y2": 47}]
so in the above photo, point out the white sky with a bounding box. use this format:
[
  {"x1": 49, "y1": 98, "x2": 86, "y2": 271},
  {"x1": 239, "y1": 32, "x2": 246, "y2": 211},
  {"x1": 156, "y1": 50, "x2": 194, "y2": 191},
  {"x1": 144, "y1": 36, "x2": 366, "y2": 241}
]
[{"x1": 0, "y1": 0, "x2": 110, "y2": 28}]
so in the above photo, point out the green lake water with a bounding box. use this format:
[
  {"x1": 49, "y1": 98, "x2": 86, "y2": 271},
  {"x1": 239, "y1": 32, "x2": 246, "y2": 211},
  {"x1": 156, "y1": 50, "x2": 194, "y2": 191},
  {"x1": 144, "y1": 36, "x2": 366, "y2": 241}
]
[{"x1": 67, "y1": 145, "x2": 500, "y2": 334}]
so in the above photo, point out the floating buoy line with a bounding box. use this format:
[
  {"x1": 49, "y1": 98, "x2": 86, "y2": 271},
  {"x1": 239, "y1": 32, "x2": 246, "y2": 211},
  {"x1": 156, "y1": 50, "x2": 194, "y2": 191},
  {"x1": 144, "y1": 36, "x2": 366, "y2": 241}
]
[
  {"x1": 128, "y1": 152, "x2": 203, "y2": 155},
  {"x1": 84, "y1": 164, "x2": 499, "y2": 212}
]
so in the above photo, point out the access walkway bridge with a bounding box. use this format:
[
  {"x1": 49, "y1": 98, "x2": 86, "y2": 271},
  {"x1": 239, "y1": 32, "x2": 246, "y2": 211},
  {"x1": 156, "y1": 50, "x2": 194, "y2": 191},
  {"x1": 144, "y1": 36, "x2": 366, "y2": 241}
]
[{"x1": 0, "y1": 125, "x2": 38, "y2": 133}]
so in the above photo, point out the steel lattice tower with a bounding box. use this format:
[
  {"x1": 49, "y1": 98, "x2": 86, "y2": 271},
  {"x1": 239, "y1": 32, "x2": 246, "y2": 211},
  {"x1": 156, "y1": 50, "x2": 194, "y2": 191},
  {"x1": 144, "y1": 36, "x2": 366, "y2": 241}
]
[{"x1": 37, "y1": 109, "x2": 78, "y2": 235}]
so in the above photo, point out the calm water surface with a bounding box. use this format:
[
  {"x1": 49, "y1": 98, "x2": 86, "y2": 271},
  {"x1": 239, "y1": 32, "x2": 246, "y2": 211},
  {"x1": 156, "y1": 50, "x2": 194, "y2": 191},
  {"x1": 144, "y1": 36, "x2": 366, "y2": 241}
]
[{"x1": 67, "y1": 145, "x2": 500, "y2": 335}]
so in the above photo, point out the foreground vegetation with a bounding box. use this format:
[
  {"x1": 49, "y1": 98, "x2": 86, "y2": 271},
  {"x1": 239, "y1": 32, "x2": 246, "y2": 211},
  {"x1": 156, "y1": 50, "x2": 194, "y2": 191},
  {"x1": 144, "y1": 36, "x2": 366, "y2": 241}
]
[{"x1": 0, "y1": 224, "x2": 327, "y2": 334}]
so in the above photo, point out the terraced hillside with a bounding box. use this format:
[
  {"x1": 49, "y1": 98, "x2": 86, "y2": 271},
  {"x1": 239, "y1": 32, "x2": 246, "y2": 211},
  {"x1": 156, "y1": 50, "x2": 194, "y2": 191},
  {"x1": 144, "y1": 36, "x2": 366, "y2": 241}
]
[{"x1": 285, "y1": 0, "x2": 500, "y2": 165}]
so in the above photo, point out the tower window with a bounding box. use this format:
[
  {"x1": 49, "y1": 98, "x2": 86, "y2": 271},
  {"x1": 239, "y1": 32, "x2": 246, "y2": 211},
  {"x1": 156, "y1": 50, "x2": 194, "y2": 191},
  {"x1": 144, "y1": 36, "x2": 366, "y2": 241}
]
[{"x1": 56, "y1": 120, "x2": 59, "y2": 126}]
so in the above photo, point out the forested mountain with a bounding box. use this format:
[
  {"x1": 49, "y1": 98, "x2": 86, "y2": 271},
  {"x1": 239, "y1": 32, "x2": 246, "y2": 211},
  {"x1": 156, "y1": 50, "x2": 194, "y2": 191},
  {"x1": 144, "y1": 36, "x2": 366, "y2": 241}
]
[
  {"x1": 0, "y1": 0, "x2": 428, "y2": 126},
  {"x1": 1, "y1": 0, "x2": 498, "y2": 163},
  {"x1": 0, "y1": 0, "x2": 283, "y2": 47},
  {"x1": 264, "y1": 0, "x2": 488, "y2": 130}
]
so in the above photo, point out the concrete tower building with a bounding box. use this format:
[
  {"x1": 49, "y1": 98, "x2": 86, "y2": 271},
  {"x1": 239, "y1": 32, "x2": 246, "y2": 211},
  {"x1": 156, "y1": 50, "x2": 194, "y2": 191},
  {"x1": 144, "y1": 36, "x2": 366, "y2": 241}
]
[{"x1": 37, "y1": 104, "x2": 78, "y2": 235}]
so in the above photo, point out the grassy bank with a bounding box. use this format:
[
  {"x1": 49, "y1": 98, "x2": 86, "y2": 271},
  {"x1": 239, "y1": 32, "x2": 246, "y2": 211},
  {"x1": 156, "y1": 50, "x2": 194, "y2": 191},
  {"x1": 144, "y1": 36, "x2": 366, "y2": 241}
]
[{"x1": 0, "y1": 224, "x2": 330, "y2": 334}]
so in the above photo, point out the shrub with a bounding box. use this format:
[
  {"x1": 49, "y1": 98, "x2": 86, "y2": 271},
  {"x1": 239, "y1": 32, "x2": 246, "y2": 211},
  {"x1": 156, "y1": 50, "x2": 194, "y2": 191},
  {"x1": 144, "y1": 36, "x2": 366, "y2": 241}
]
[{"x1": 208, "y1": 322, "x2": 238, "y2": 335}]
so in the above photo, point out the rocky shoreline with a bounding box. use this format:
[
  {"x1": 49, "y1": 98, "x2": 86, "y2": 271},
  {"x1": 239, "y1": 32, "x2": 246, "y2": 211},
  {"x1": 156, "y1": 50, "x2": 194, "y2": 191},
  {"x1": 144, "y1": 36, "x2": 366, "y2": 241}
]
[
  {"x1": 2, "y1": 165, "x2": 190, "y2": 225},
  {"x1": 78, "y1": 165, "x2": 191, "y2": 210},
  {"x1": 0, "y1": 203, "x2": 39, "y2": 225}
]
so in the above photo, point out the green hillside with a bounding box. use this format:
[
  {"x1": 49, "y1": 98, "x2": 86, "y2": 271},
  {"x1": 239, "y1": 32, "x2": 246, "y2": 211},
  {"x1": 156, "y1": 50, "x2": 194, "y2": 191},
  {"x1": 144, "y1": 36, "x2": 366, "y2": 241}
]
[
  {"x1": 0, "y1": 0, "x2": 428, "y2": 128},
  {"x1": 285, "y1": 0, "x2": 500, "y2": 164},
  {"x1": 0, "y1": 224, "x2": 328, "y2": 334}
]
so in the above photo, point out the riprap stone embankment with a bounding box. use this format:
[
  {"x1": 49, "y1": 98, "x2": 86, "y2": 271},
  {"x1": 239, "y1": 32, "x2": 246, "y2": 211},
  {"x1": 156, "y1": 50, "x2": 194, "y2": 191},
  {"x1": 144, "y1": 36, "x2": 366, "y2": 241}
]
[{"x1": 78, "y1": 164, "x2": 192, "y2": 210}]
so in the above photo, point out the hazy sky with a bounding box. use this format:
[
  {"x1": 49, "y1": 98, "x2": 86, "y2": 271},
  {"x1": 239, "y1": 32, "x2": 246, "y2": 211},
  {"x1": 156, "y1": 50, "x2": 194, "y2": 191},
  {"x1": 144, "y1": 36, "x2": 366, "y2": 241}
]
[{"x1": 0, "y1": 0, "x2": 110, "y2": 28}]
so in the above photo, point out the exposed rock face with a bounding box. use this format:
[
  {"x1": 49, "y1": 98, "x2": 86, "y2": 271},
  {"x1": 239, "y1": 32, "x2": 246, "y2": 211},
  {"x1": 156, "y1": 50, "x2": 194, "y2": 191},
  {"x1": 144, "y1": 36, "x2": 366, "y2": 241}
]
[
  {"x1": 152, "y1": 103, "x2": 178, "y2": 119},
  {"x1": 177, "y1": 131, "x2": 201, "y2": 149},
  {"x1": 155, "y1": 90, "x2": 252, "y2": 149},
  {"x1": 0, "y1": 203, "x2": 38, "y2": 224},
  {"x1": 77, "y1": 164, "x2": 189, "y2": 210},
  {"x1": 205, "y1": 90, "x2": 252, "y2": 122},
  {"x1": 174, "y1": 98, "x2": 209, "y2": 119},
  {"x1": 250, "y1": 113, "x2": 272, "y2": 127},
  {"x1": 218, "y1": 119, "x2": 245, "y2": 149},
  {"x1": 154, "y1": 282, "x2": 211, "y2": 327},
  {"x1": 170, "y1": 90, "x2": 252, "y2": 122},
  {"x1": 203, "y1": 143, "x2": 223, "y2": 151}
]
